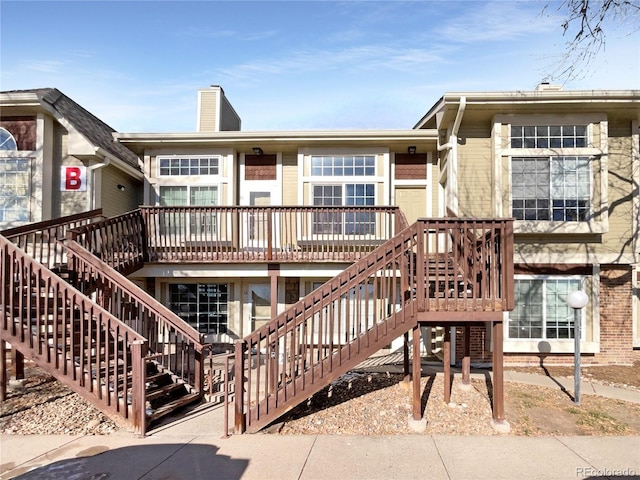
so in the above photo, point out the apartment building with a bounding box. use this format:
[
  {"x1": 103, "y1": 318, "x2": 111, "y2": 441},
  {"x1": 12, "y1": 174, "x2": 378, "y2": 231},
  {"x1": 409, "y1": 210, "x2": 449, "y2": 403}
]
[
  {"x1": 2, "y1": 84, "x2": 638, "y2": 367},
  {"x1": 415, "y1": 84, "x2": 639, "y2": 365}
]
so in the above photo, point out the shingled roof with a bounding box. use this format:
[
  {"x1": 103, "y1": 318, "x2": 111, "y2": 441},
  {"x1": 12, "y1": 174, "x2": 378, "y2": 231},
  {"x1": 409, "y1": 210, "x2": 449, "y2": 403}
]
[{"x1": 1, "y1": 88, "x2": 141, "y2": 171}]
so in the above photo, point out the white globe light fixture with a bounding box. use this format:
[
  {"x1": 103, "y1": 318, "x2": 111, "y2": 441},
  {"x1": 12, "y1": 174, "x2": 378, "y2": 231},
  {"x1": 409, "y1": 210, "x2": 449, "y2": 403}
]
[
  {"x1": 567, "y1": 290, "x2": 589, "y2": 309},
  {"x1": 566, "y1": 289, "x2": 589, "y2": 405}
]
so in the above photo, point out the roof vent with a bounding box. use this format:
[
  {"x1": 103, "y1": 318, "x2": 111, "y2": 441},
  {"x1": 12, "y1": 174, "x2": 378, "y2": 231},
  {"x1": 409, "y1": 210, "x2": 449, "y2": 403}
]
[{"x1": 536, "y1": 82, "x2": 563, "y2": 92}]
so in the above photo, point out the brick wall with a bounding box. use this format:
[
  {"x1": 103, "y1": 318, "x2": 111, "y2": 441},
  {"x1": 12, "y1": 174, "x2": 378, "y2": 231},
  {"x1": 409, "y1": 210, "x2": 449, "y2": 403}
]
[{"x1": 597, "y1": 265, "x2": 634, "y2": 364}]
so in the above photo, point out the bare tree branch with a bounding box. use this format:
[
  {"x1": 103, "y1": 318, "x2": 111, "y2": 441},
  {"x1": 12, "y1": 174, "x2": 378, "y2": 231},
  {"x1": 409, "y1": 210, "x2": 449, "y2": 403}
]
[{"x1": 545, "y1": 0, "x2": 640, "y2": 81}]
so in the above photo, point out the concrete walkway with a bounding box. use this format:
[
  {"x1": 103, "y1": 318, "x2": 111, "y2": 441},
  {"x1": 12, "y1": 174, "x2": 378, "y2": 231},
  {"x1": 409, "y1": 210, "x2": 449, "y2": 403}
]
[{"x1": 1, "y1": 371, "x2": 639, "y2": 480}]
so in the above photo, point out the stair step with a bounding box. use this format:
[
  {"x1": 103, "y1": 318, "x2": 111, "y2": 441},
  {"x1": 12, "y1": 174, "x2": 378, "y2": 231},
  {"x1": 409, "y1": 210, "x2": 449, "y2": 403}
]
[
  {"x1": 146, "y1": 382, "x2": 186, "y2": 403},
  {"x1": 145, "y1": 371, "x2": 172, "y2": 388},
  {"x1": 146, "y1": 392, "x2": 201, "y2": 424}
]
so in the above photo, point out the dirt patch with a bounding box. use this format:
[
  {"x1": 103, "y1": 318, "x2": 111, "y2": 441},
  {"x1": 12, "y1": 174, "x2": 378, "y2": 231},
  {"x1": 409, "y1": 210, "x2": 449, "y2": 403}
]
[{"x1": 279, "y1": 365, "x2": 640, "y2": 436}]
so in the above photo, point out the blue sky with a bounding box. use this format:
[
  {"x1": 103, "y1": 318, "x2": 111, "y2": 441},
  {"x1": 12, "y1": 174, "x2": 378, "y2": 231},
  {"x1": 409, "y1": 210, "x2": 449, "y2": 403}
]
[{"x1": 1, "y1": 1, "x2": 638, "y2": 132}]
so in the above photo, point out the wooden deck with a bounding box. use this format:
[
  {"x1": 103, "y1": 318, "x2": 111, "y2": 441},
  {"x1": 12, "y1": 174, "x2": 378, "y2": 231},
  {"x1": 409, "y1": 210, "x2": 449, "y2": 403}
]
[{"x1": 2, "y1": 208, "x2": 514, "y2": 436}]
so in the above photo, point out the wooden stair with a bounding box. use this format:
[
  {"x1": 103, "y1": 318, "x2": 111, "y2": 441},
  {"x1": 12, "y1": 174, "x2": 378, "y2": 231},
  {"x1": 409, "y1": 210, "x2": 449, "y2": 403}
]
[
  {"x1": 1, "y1": 218, "x2": 206, "y2": 435},
  {"x1": 233, "y1": 218, "x2": 514, "y2": 434}
]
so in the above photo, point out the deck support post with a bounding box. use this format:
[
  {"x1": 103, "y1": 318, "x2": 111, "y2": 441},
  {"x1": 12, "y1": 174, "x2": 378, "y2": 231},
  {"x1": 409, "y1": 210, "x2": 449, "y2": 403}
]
[
  {"x1": 412, "y1": 326, "x2": 421, "y2": 420},
  {"x1": 492, "y1": 320, "x2": 505, "y2": 423},
  {"x1": 131, "y1": 341, "x2": 147, "y2": 437},
  {"x1": 462, "y1": 325, "x2": 471, "y2": 385},
  {"x1": 11, "y1": 347, "x2": 24, "y2": 380},
  {"x1": 403, "y1": 331, "x2": 410, "y2": 381},
  {"x1": 0, "y1": 342, "x2": 7, "y2": 401},
  {"x1": 234, "y1": 340, "x2": 246, "y2": 434},
  {"x1": 443, "y1": 327, "x2": 451, "y2": 404}
]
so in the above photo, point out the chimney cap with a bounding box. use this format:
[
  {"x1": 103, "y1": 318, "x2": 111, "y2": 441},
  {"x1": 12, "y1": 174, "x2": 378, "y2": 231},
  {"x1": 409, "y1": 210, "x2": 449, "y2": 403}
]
[{"x1": 536, "y1": 82, "x2": 563, "y2": 92}]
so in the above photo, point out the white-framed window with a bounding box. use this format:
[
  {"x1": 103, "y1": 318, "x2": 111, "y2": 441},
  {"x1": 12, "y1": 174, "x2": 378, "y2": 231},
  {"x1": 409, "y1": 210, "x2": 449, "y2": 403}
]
[
  {"x1": 509, "y1": 276, "x2": 584, "y2": 340},
  {"x1": 311, "y1": 155, "x2": 375, "y2": 176},
  {"x1": 158, "y1": 156, "x2": 220, "y2": 176},
  {"x1": 158, "y1": 185, "x2": 219, "y2": 236},
  {"x1": 0, "y1": 157, "x2": 30, "y2": 222},
  {"x1": 159, "y1": 185, "x2": 218, "y2": 206},
  {"x1": 510, "y1": 125, "x2": 587, "y2": 149},
  {"x1": 309, "y1": 155, "x2": 377, "y2": 236},
  {"x1": 511, "y1": 156, "x2": 591, "y2": 221},
  {"x1": 312, "y1": 183, "x2": 376, "y2": 235},
  {"x1": 169, "y1": 283, "x2": 228, "y2": 335}
]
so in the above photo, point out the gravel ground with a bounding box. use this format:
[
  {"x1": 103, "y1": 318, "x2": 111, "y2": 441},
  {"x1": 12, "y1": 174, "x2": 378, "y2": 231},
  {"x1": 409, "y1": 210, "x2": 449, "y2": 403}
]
[
  {"x1": 1, "y1": 360, "x2": 638, "y2": 436},
  {"x1": 280, "y1": 372, "x2": 498, "y2": 435},
  {"x1": 0, "y1": 366, "x2": 119, "y2": 435}
]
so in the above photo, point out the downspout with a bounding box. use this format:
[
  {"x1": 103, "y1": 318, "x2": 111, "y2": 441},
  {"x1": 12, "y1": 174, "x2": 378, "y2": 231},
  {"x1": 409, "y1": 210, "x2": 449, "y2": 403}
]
[
  {"x1": 436, "y1": 97, "x2": 465, "y2": 362},
  {"x1": 437, "y1": 96, "x2": 466, "y2": 151},
  {"x1": 87, "y1": 157, "x2": 110, "y2": 211},
  {"x1": 437, "y1": 96, "x2": 466, "y2": 217}
]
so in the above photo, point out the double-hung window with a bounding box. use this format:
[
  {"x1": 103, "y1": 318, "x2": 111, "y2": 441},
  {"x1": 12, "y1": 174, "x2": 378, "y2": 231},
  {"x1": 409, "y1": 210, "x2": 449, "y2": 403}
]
[
  {"x1": 509, "y1": 124, "x2": 594, "y2": 225},
  {"x1": 511, "y1": 156, "x2": 591, "y2": 221},
  {"x1": 509, "y1": 277, "x2": 583, "y2": 340},
  {"x1": 157, "y1": 156, "x2": 221, "y2": 236},
  {"x1": 310, "y1": 155, "x2": 376, "y2": 235}
]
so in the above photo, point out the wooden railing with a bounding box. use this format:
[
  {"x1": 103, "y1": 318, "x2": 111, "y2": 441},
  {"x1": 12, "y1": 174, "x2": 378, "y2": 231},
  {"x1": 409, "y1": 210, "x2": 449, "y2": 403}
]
[
  {"x1": 64, "y1": 238, "x2": 206, "y2": 402},
  {"x1": 140, "y1": 206, "x2": 407, "y2": 263},
  {"x1": 410, "y1": 218, "x2": 515, "y2": 316},
  {"x1": 67, "y1": 210, "x2": 147, "y2": 275},
  {"x1": 0, "y1": 235, "x2": 148, "y2": 433},
  {"x1": 233, "y1": 218, "x2": 513, "y2": 433},
  {"x1": 1, "y1": 209, "x2": 104, "y2": 270}
]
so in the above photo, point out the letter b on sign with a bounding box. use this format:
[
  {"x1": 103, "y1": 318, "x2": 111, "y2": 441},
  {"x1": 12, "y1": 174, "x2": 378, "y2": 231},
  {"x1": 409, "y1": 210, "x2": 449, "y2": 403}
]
[{"x1": 61, "y1": 166, "x2": 87, "y2": 191}]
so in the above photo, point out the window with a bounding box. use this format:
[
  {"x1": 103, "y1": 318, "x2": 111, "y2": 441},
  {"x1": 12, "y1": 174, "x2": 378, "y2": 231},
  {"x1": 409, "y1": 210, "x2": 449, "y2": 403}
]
[
  {"x1": 311, "y1": 155, "x2": 375, "y2": 176},
  {"x1": 309, "y1": 155, "x2": 377, "y2": 235},
  {"x1": 511, "y1": 156, "x2": 590, "y2": 221},
  {"x1": 158, "y1": 186, "x2": 219, "y2": 235},
  {"x1": 0, "y1": 158, "x2": 30, "y2": 222},
  {"x1": 510, "y1": 125, "x2": 587, "y2": 149},
  {"x1": 169, "y1": 283, "x2": 228, "y2": 335},
  {"x1": 158, "y1": 156, "x2": 219, "y2": 176},
  {"x1": 509, "y1": 278, "x2": 582, "y2": 340},
  {"x1": 312, "y1": 184, "x2": 375, "y2": 234},
  {"x1": 0, "y1": 128, "x2": 17, "y2": 150}
]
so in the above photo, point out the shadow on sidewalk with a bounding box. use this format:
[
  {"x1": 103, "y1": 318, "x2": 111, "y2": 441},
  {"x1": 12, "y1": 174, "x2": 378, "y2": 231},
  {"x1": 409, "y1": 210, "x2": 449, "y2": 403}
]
[{"x1": 7, "y1": 443, "x2": 248, "y2": 480}]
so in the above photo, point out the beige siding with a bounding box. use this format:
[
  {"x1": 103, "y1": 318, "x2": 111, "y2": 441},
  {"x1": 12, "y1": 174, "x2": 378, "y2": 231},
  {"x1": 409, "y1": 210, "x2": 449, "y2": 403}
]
[
  {"x1": 100, "y1": 166, "x2": 142, "y2": 217},
  {"x1": 457, "y1": 123, "x2": 494, "y2": 217},
  {"x1": 601, "y1": 121, "x2": 634, "y2": 256},
  {"x1": 198, "y1": 90, "x2": 218, "y2": 133},
  {"x1": 282, "y1": 153, "x2": 298, "y2": 205}
]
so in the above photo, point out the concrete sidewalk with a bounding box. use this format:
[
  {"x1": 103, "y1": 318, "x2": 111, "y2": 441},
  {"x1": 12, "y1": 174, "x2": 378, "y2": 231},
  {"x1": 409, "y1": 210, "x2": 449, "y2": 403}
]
[
  {"x1": 2, "y1": 432, "x2": 639, "y2": 479},
  {"x1": 1, "y1": 371, "x2": 639, "y2": 480}
]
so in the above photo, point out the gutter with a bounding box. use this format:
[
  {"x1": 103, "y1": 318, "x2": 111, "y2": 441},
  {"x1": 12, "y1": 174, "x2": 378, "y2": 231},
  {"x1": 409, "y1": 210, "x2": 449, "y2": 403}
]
[{"x1": 94, "y1": 147, "x2": 144, "y2": 180}]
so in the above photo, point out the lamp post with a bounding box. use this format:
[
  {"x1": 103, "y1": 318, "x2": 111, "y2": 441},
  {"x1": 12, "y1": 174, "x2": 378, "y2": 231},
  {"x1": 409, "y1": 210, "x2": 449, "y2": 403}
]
[{"x1": 566, "y1": 290, "x2": 589, "y2": 405}]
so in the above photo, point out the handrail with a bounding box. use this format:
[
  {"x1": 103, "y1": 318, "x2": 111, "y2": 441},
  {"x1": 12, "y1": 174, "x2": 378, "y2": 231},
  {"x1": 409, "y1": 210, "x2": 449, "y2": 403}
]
[
  {"x1": 140, "y1": 205, "x2": 402, "y2": 263},
  {"x1": 67, "y1": 210, "x2": 147, "y2": 275},
  {"x1": 0, "y1": 234, "x2": 148, "y2": 434},
  {"x1": 234, "y1": 218, "x2": 514, "y2": 433},
  {"x1": 64, "y1": 238, "x2": 204, "y2": 347},
  {"x1": 1, "y1": 209, "x2": 104, "y2": 269},
  {"x1": 0, "y1": 209, "x2": 104, "y2": 237},
  {"x1": 235, "y1": 221, "x2": 421, "y2": 433},
  {"x1": 64, "y1": 238, "x2": 206, "y2": 396}
]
